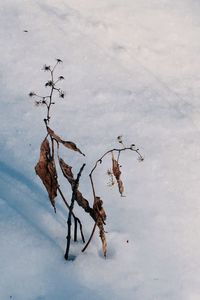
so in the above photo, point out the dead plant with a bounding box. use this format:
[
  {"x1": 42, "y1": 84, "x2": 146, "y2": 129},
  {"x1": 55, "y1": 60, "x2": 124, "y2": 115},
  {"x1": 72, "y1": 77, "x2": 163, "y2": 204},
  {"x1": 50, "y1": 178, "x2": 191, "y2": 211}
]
[{"x1": 30, "y1": 59, "x2": 144, "y2": 260}]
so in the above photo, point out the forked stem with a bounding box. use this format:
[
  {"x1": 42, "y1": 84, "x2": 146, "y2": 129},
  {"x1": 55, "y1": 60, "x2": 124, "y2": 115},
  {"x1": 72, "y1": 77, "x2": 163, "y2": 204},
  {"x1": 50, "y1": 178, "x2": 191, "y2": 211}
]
[
  {"x1": 65, "y1": 163, "x2": 86, "y2": 260},
  {"x1": 83, "y1": 146, "x2": 143, "y2": 253}
]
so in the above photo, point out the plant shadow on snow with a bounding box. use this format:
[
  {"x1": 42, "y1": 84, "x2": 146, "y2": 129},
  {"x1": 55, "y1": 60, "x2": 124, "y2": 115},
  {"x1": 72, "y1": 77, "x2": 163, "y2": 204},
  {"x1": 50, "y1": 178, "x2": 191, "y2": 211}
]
[
  {"x1": 0, "y1": 160, "x2": 65, "y2": 251},
  {"x1": 0, "y1": 160, "x2": 44, "y2": 196}
]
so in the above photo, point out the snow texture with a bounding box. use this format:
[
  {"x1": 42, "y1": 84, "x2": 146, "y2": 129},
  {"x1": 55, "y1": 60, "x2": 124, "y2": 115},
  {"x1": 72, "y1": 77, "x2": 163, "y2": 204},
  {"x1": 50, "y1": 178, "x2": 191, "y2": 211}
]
[{"x1": 0, "y1": 0, "x2": 200, "y2": 299}]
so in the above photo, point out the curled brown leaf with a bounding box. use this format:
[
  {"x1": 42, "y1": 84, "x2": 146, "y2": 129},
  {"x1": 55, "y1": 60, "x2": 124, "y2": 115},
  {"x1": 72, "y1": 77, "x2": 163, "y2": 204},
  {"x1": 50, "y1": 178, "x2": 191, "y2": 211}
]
[
  {"x1": 59, "y1": 158, "x2": 74, "y2": 185},
  {"x1": 99, "y1": 223, "x2": 107, "y2": 258},
  {"x1": 47, "y1": 126, "x2": 85, "y2": 156},
  {"x1": 47, "y1": 127, "x2": 62, "y2": 143},
  {"x1": 59, "y1": 158, "x2": 95, "y2": 218},
  {"x1": 93, "y1": 196, "x2": 106, "y2": 223},
  {"x1": 62, "y1": 141, "x2": 85, "y2": 156},
  {"x1": 35, "y1": 138, "x2": 58, "y2": 211},
  {"x1": 93, "y1": 196, "x2": 107, "y2": 257},
  {"x1": 112, "y1": 153, "x2": 125, "y2": 196}
]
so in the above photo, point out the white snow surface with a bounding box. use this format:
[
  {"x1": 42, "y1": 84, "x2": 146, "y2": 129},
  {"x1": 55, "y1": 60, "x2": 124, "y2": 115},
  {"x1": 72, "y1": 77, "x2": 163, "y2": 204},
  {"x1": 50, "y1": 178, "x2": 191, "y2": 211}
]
[{"x1": 1, "y1": 0, "x2": 200, "y2": 299}]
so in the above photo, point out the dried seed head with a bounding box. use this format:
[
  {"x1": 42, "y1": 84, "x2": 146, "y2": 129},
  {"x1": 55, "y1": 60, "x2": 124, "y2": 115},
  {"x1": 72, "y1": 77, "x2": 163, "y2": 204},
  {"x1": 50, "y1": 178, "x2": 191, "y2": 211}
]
[
  {"x1": 42, "y1": 99, "x2": 47, "y2": 105},
  {"x1": 107, "y1": 169, "x2": 112, "y2": 176},
  {"x1": 43, "y1": 64, "x2": 51, "y2": 72},
  {"x1": 45, "y1": 80, "x2": 53, "y2": 87},
  {"x1": 34, "y1": 100, "x2": 41, "y2": 106},
  {"x1": 58, "y1": 76, "x2": 64, "y2": 81},
  {"x1": 107, "y1": 169, "x2": 115, "y2": 187},
  {"x1": 29, "y1": 91, "x2": 36, "y2": 97},
  {"x1": 138, "y1": 156, "x2": 144, "y2": 162},
  {"x1": 117, "y1": 135, "x2": 123, "y2": 143},
  {"x1": 59, "y1": 91, "x2": 65, "y2": 98},
  {"x1": 56, "y1": 58, "x2": 63, "y2": 64}
]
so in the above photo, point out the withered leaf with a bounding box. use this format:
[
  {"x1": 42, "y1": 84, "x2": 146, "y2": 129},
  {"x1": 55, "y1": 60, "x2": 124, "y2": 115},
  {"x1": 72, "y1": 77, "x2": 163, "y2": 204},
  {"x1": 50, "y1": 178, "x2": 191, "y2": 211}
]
[
  {"x1": 99, "y1": 223, "x2": 107, "y2": 258},
  {"x1": 112, "y1": 155, "x2": 121, "y2": 181},
  {"x1": 93, "y1": 197, "x2": 106, "y2": 223},
  {"x1": 117, "y1": 179, "x2": 124, "y2": 196},
  {"x1": 112, "y1": 153, "x2": 125, "y2": 196},
  {"x1": 59, "y1": 158, "x2": 75, "y2": 185},
  {"x1": 76, "y1": 190, "x2": 95, "y2": 218},
  {"x1": 47, "y1": 127, "x2": 62, "y2": 143},
  {"x1": 47, "y1": 126, "x2": 85, "y2": 156},
  {"x1": 62, "y1": 141, "x2": 85, "y2": 156},
  {"x1": 35, "y1": 138, "x2": 58, "y2": 211},
  {"x1": 93, "y1": 196, "x2": 107, "y2": 257},
  {"x1": 59, "y1": 158, "x2": 95, "y2": 218}
]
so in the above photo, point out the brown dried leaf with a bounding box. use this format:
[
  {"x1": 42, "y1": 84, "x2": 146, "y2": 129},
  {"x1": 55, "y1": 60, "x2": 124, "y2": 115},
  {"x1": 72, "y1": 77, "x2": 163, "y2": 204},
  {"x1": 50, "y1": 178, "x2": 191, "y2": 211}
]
[
  {"x1": 39, "y1": 138, "x2": 50, "y2": 160},
  {"x1": 117, "y1": 179, "x2": 124, "y2": 196},
  {"x1": 47, "y1": 126, "x2": 85, "y2": 156},
  {"x1": 99, "y1": 223, "x2": 107, "y2": 258},
  {"x1": 93, "y1": 197, "x2": 106, "y2": 223},
  {"x1": 47, "y1": 127, "x2": 62, "y2": 143},
  {"x1": 93, "y1": 196, "x2": 107, "y2": 257},
  {"x1": 112, "y1": 155, "x2": 121, "y2": 181},
  {"x1": 112, "y1": 153, "x2": 125, "y2": 196},
  {"x1": 61, "y1": 141, "x2": 85, "y2": 156},
  {"x1": 59, "y1": 158, "x2": 75, "y2": 185},
  {"x1": 76, "y1": 190, "x2": 95, "y2": 217},
  {"x1": 35, "y1": 138, "x2": 58, "y2": 210},
  {"x1": 59, "y1": 158, "x2": 95, "y2": 218}
]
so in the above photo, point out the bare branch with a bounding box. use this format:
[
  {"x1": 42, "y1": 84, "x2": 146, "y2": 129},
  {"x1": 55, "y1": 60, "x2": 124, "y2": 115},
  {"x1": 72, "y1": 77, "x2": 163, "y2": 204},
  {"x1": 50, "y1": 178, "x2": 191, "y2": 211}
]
[
  {"x1": 83, "y1": 145, "x2": 143, "y2": 254},
  {"x1": 82, "y1": 223, "x2": 97, "y2": 253},
  {"x1": 65, "y1": 163, "x2": 86, "y2": 260}
]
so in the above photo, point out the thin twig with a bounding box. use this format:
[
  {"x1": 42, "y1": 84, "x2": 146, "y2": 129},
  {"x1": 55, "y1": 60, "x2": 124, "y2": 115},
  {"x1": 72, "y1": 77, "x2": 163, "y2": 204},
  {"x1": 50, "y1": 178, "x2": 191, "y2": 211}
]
[
  {"x1": 73, "y1": 217, "x2": 78, "y2": 242},
  {"x1": 83, "y1": 146, "x2": 143, "y2": 252},
  {"x1": 90, "y1": 146, "x2": 143, "y2": 198},
  {"x1": 82, "y1": 223, "x2": 97, "y2": 253},
  {"x1": 56, "y1": 141, "x2": 86, "y2": 243},
  {"x1": 65, "y1": 163, "x2": 86, "y2": 260},
  {"x1": 57, "y1": 186, "x2": 85, "y2": 242},
  {"x1": 77, "y1": 218, "x2": 85, "y2": 243},
  {"x1": 33, "y1": 60, "x2": 86, "y2": 260}
]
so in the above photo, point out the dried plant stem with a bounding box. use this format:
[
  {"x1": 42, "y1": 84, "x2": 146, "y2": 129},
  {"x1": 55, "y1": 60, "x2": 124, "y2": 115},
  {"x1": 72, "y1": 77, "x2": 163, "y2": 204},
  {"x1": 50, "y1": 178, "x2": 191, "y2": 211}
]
[
  {"x1": 82, "y1": 222, "x2": 97, "y2": 253},
  {"x1": 41, "y1": 62, "x2": 86, "y2": 249},
  {"x1": 74, "y1": 218, "x2": 78, "y2": 242},
  {"x1": 65, "y1": 163, "x2": 86, "y2": 260},
  {"x1": 33, "y1": 60, "x2": 88, "y2": 260},
  {"x1": 46, "y1": 61, "x2": 59, "y2": 123},
  {"x1": 90, "y1": 146, "x2": 142, "y2": 199},
  {"x1": 58, "y1": 186, "x2": 85, "y2": 244},
  {"x1": 82, "y1": 146, "x2": 143, "y2": 253},
  {"x1": 32, "y1": 60, "x2": 143, "y2": 260}
]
